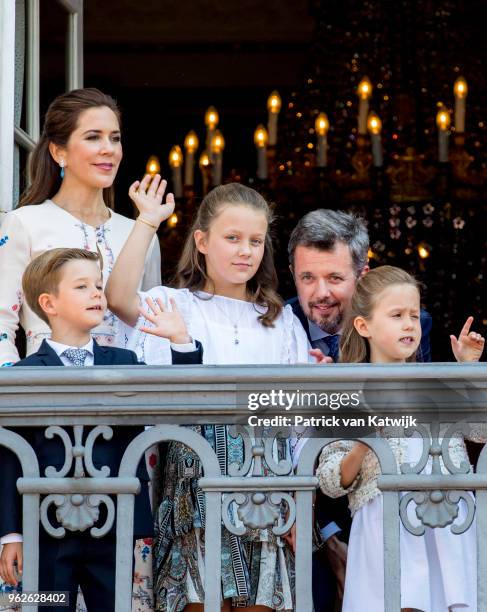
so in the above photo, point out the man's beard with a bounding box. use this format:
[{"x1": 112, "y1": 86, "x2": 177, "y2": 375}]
[{"x1": 307, "y1": 300, "x2": 343, "y2": 335}]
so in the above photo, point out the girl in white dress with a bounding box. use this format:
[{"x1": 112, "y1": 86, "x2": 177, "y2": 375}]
[
  {"x1": 316, "y1": 265, "x2": 485, "y2": 612},
  {"x1": 106, "y1": 178, "x2": 311, "y2": 611}
]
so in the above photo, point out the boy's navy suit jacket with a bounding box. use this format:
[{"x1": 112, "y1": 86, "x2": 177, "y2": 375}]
[{"x1": 0, "y1": 338, "x2": 203, "y2": 539}]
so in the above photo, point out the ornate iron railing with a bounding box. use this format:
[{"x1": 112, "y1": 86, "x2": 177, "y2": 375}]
[{"x1": 0, "y1": 362, "x2": 486, "y2": 611}]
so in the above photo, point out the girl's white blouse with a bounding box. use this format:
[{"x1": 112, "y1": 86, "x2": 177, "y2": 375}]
[
  {"x1": 0, "y1": 200, "x2": 161, "y2": 365},
  {"x1": 119, "y1": 287, "x2": 311, "y2": 365}
]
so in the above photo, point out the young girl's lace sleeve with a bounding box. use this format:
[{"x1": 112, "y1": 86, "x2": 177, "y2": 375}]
[
  {"x1": 316, "y1": 440, "x2": 362, "y2": 498},
  {"x1": 465, "y1": 423, "x2": 487, "y2": 444}
]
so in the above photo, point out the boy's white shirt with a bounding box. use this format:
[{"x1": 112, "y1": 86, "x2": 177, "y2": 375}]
[
  {"x1": 1, "y1": 336, "x2": 195, "y2": 545},
  {"x1": 47, "y1": 338, "x2": 95, "y2": 365}
]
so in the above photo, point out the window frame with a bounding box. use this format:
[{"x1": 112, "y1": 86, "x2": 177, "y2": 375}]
[{"x1": 0, "y1": 0, "x2": 83, "y2": 213}]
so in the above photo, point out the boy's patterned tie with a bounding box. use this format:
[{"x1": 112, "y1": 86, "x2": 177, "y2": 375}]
[
  {"x1": 62, "y1": 348, "x2": 89, "y2": 366},
  {"x1": 322, "y1": 334, "x2": 340, "y2": 362}
]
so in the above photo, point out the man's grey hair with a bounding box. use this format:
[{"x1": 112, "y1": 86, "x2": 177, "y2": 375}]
[{"x1": 288, "y1": 209, "x2": 369, "y2": 276}]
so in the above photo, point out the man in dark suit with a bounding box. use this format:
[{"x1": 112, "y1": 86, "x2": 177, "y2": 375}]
[
  {"x1": 288, "y1": 210, "x2": 432, "y2": 364},
  {"x1": 0, "y1": 248, "x2": 202, "y2": 611},
  {"x1": 287, "y1": 209, "x2": 432, "y2": 610}
]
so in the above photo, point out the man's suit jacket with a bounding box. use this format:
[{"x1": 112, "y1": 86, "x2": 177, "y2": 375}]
[{"x1": 0, "y1": 338, "x2": 203, "y2": 539}]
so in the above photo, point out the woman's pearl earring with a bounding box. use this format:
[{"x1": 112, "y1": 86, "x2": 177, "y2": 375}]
[{"x1": 59, "y1": 159, "x2": 65, "y2": 179}]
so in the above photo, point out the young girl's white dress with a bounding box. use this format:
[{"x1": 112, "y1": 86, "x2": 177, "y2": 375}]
[
  {"x1": 318, "y1": 433, "x2": 480, "y2": 612},
  {"x1": 120, "y1": 286, "x2": 311, "y2": 612}
]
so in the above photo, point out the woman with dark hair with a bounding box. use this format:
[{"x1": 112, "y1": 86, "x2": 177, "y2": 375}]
[
  {"x1": 0, "y1": 87, "x2": 161, "y2": 611},
  {"x1": 0, "y1": 87, "x2": 161, "y2": 367}
]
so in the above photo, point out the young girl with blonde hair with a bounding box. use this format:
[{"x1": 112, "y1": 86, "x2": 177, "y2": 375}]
[
  {"x1": 106, "y1": 176, "x2": 311, "y2": 611},
  {"x1": 316, "y1": 265, "x2": 484, "y2": 612}
]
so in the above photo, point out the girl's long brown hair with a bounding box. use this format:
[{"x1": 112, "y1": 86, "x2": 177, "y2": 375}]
[
  {"x1": 340, "y1": 265, "x2": 420, "y2": 363},
  {"x1": 175, "y1": 183, "x2": 282, "y2": 326},
  {"x1": 18, "y1": 88, "x2": 121, "y2": 209}
]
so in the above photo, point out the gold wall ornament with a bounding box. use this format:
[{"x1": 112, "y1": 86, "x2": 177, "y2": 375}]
[{"x1": 386, "y1": 148, "x2": 435, "y2": 202}]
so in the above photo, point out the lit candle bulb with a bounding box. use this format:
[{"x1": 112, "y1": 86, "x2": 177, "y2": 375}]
[
  {"x1": 315, "y1": 112, "x2": 329, "y2": 168},
  {"x1": 267, "y1": 90, "x2": 282, "y2": 146},
  {"x1": 254, "y1": 125, "x2": 268, "y2": 180},
  {"x1": 168, "y1": 213, "x2": 178, "y2": 228},
  {"x1": 210, "y1": 130, "x2": 225, "y2": 186},
  {"x1": 367, "y1": 112, "x2": 383, "y2": 167},
  {"x1": 146, "y1": 155, "x2": 160, "y2": 176},
  {"x1": 184, "y1": 130, "x2": 199, "y2": 187},
  {"x1": 199, "y1": 150, "x2": 211, "y2": 195},
  {"x1": 436, "y1": 107, "x2": 451, "y2": 163},
  {"x1": 357, "y1": 77, "x2": 372, "y2": 135},
  {"x1": 417, "y1": 242, "x2": 430, "y2": 259},
  {"x1": 453, "y1": 77, "x2": 468, "y2": 134},
  {"x1": 169, "y1": 145, "x2": 183, "y2": 198},
  {"x1": 205, "y1": 106, "x2": 219, "y2": 154}
]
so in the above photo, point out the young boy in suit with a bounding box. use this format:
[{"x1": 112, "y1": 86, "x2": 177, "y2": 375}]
[{"x1": 0, "y1": 247, "x2": 201, "y2": 611}]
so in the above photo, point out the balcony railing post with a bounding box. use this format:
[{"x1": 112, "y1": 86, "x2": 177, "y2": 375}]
[
  {"x1": 0, "y1": 427, "x2": 41, "y2": 610},
  {"x1": 475, "y1": 444, "x2": 487, "y2": 611},
  {"x1": 203, "y1": 490, "x2": 223, "y2": 612},
  {"x1": 295, "y1": 489, "x2": 314, "y2": 611},
  {"x1": 115, "y1": 492, "x2": 136, "y2": 612},
  {"x1": 382, "y1": 491, "x2": 401, "y2": 611}
]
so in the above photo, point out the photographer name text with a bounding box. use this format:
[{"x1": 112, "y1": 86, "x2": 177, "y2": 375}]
[{"x1": 247, "y1": 414, "x2": 418, "y2": 428}]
